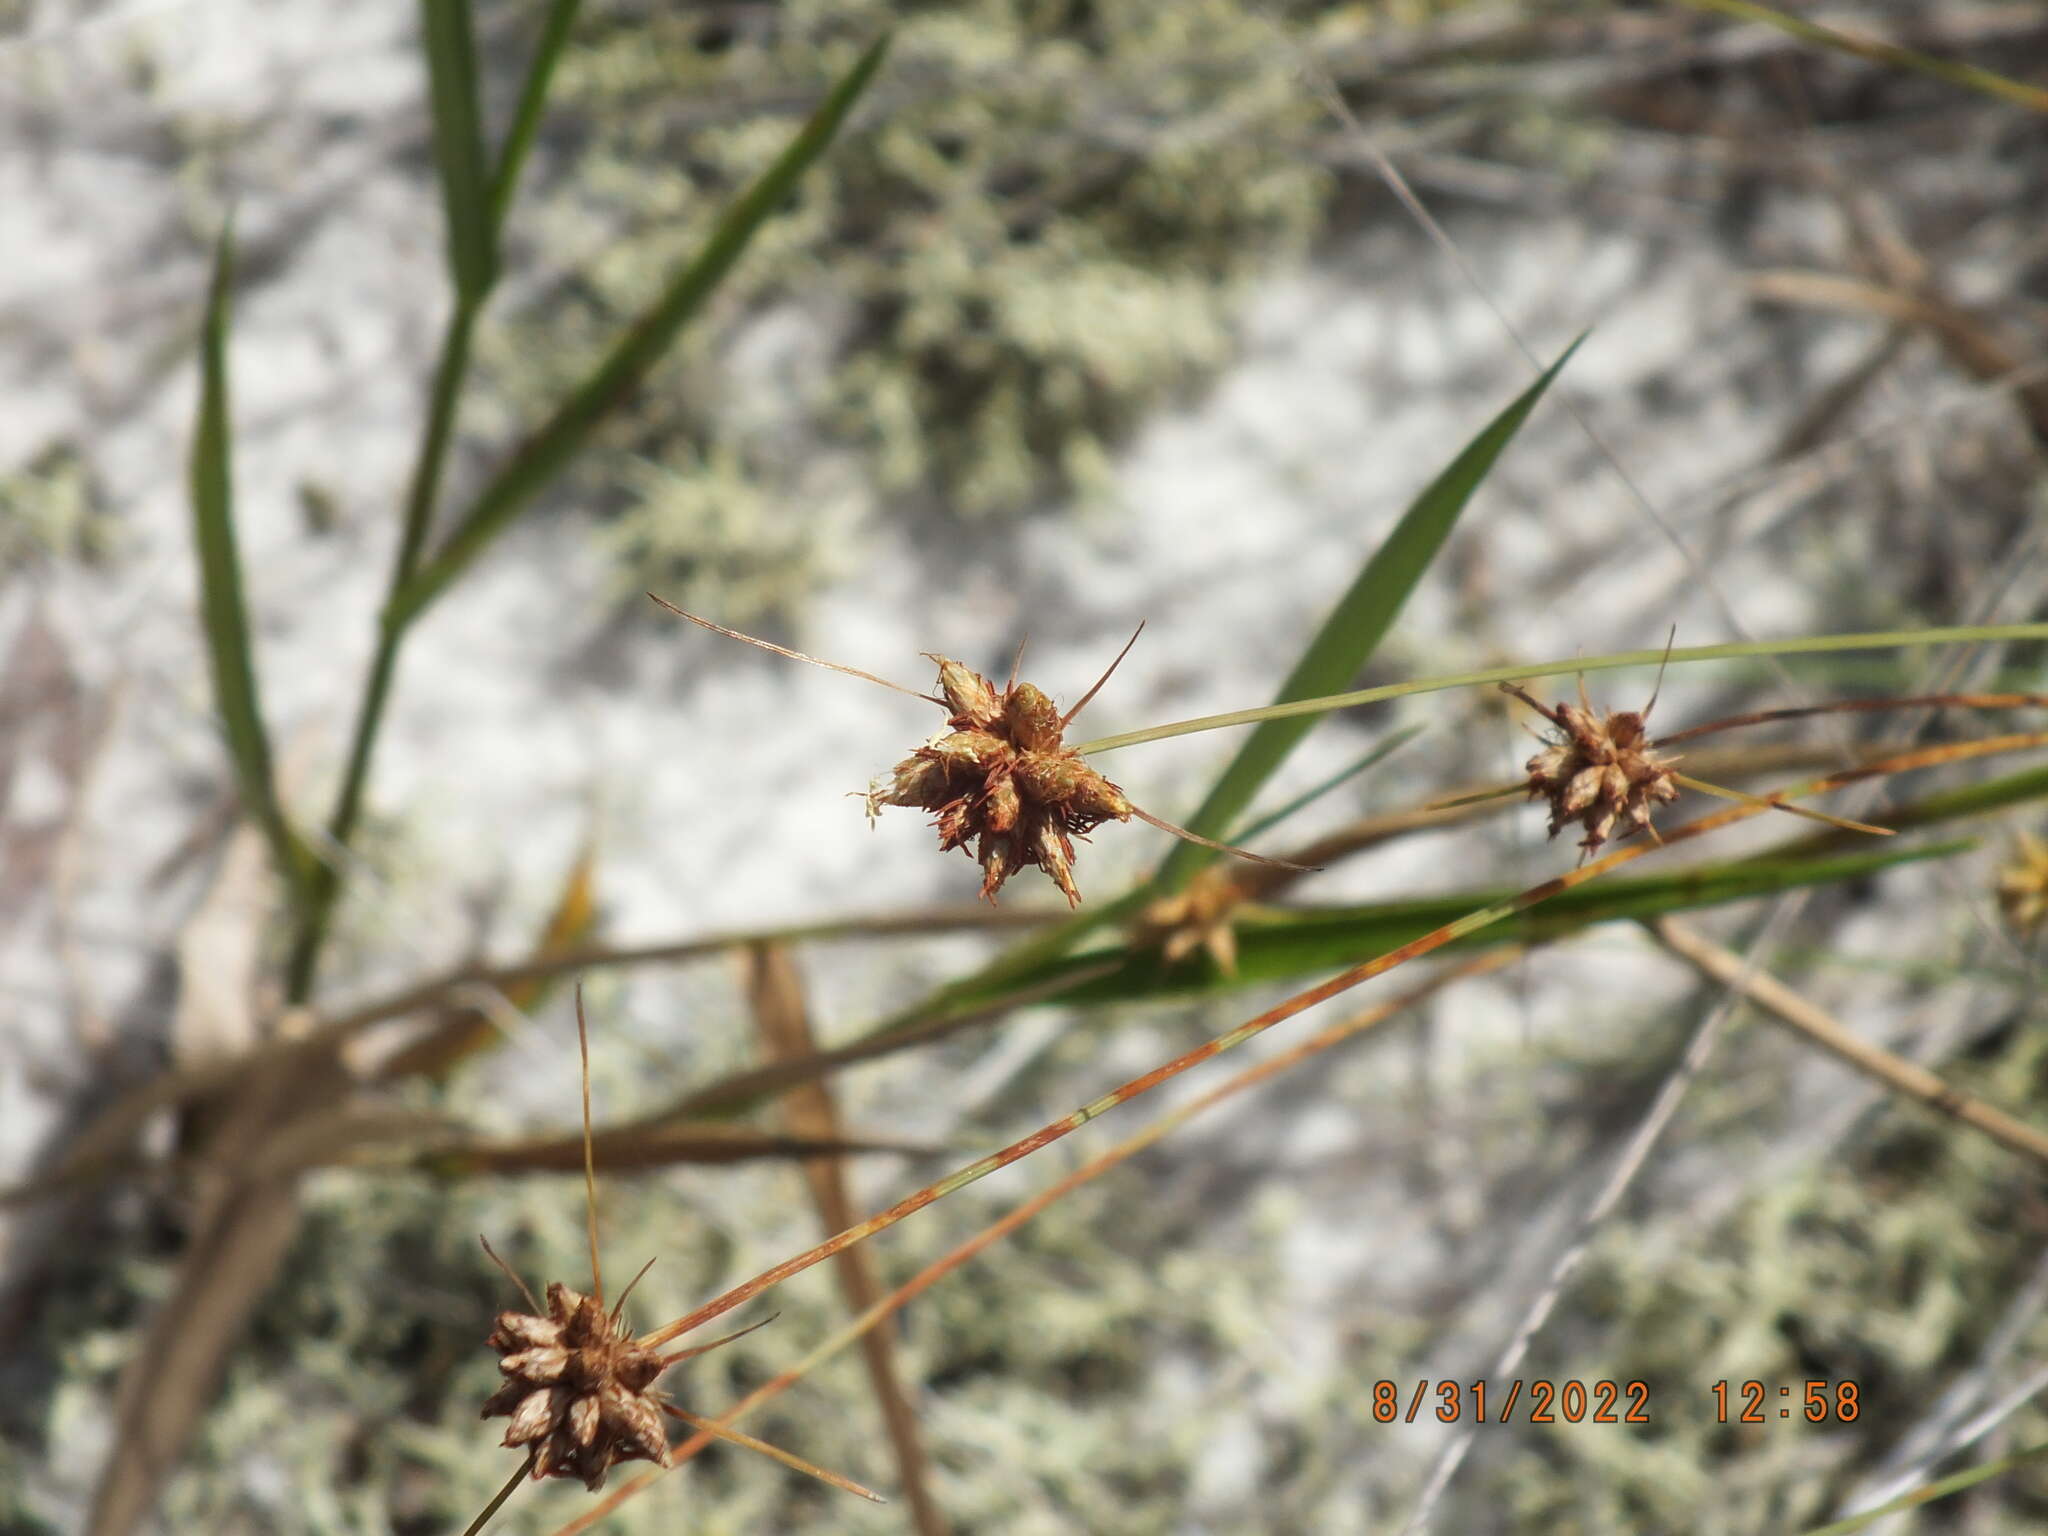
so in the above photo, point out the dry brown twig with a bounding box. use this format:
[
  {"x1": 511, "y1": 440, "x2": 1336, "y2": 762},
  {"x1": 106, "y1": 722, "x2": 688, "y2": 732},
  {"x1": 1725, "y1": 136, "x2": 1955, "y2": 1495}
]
[
  {"x1": 748, "y1": 942, "x2": 949, "y2": 1535},
  {"x1": 1649, "y1": 914, "x2": 2048, "y2": 1168}
]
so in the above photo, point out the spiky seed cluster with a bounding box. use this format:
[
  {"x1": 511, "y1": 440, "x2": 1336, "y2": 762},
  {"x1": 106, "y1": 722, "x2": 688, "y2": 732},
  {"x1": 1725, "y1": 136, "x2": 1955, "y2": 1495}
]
[
  {"x1": 483, "y1": 1281, "x2": 669, "y2": 1491},
  {"x1": 868, "y1": 656, "x2": 1134, "y2": 905},
  {"x1": 1514, "y1": 683, "x2": 1680, "y2": 855}
]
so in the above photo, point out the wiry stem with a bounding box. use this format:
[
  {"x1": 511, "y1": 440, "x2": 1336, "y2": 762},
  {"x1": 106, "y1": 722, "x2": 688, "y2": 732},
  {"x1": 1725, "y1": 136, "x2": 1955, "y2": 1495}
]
[
  {"x1": 462, "y1": 1452, "x2": 537, "y2": 1536},
  {"x1": 1653, "y1": 692, "x2": 2048, "y2": 748},
  {"x1": 287, "y1": 298, "x2": 482, "y2": 1001},
  {"x1": 574, "y1": 985, "x2": 603, "y2": 1306},
  {"x1": 1067, "y1": 625, "x2": 2048, "y2": 756}
]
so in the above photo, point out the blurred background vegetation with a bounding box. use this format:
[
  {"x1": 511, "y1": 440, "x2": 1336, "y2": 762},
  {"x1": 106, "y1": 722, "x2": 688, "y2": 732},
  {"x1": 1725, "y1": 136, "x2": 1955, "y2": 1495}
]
[{"x1": 6, "y1": 2, "x2": 2048, "y2": 1534}]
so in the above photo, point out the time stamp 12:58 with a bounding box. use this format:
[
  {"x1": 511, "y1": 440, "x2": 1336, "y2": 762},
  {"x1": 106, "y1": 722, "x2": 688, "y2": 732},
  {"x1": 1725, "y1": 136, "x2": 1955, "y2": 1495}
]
[{"x1": 1370, "y1": 1379, "x2": 1861, "y2": 1424}]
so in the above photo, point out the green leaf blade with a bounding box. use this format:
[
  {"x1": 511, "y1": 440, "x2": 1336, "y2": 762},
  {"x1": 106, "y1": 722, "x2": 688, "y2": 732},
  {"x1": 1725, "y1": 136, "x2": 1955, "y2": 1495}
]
[
  {"x1": 487, "y1": 0, "x2": 583, "y2": 236},
  {"x1": 419, "y1": 0, "x2": 499, "y2": 302},
  {"x1": 190, "y1": 224, "x2": 305, "y2": 905},
  {"x1": 390, "y1": 35, "x2": 892, "y2": 629},
  {"x1": 1150, "y1": 335, "x2": 1584, "y2": 893}
]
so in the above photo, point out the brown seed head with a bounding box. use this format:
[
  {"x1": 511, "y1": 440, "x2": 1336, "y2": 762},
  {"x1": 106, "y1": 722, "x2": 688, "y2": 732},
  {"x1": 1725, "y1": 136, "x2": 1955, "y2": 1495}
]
[
  {"x1": 869, "y1": 656, "x2": 1134, "y2": 905},
  {"x1": 483, "y1": 1281, "x2": 672, "y2": 1491},
  {"x1": 1509, "y1": 683, "x2": 1681, "y2": 856}
]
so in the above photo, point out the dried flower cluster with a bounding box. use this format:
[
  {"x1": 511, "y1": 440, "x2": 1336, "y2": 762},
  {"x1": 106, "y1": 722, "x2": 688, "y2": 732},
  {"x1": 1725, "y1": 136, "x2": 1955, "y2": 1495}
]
[
  {"x1": 1505, "y1": 680, "x2": 1680, "y2": 855},
  {"x1": 484, "y1": 1281, "x2": 669, "y2": 1491},
  {"x1": 868, "y1": 657, "x2": 1134, "y2": 905},
  {"x1": 1136, "y1": 866, "x2": 1249, "y2": 975},
  {"x1": 1997, "y1": 829, "x2": 2048, "y2": 935}
]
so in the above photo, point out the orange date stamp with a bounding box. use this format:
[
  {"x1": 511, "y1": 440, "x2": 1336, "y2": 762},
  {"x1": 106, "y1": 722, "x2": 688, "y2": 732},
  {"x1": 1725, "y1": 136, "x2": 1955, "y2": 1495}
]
[{"x1": 1371, "y1": 1379, "x2": 1650, "y2": 1424}]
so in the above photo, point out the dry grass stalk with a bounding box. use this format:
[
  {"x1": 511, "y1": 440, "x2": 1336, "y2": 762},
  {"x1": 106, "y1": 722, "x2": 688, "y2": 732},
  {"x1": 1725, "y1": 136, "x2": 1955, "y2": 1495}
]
[{"x1": 1650, "y1": 915, "x2": 2048, "y2": 1168}]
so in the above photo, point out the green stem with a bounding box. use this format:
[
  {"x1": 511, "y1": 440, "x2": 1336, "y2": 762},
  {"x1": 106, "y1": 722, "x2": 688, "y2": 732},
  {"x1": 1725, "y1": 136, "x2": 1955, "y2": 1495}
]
[{"x1": 286, "y1": 297, "x2": 481, "y2": 1002}]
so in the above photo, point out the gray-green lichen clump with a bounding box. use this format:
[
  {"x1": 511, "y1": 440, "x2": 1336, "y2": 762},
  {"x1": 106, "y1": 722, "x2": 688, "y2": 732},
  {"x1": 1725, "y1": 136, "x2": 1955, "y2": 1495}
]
[{"x1": 498, "y1": 0, "x2": 1339, "y2": 617}]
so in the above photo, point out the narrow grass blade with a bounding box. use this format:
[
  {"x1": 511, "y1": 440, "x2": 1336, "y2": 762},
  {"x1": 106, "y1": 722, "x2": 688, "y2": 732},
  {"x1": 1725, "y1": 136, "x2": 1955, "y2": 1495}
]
[
  {"x1": 390, "y1": 36, "x2": 891, "y2": 628},
  {"x1": 1676, "y1": 0, "x2": 2048, "y2": 115},
  {"x1": 1150, "y1": 336, "x2": 1582, "y2": 893},
  {"x1": 190, "y1": 223, "x2": 304, "y2": 908},
  {"x1": 419, "y1": 0, "x2": 498, "y2": 302},
  {"x1": 488, "y1": 0, "x2": 582, "y2": 235}
]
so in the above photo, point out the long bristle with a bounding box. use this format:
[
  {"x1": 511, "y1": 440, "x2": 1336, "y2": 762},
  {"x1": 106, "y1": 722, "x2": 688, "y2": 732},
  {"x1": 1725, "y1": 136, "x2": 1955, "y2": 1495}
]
[
  {"x1": 658, "y1": 1313, "x2": 780, "y2": 1368},
  {"x1": 479, "y1": 1235, "x2": 542, "y2": 1314},
  {"x1": 661, "y1": 1405, "x2": 885, "y2": 1502},
  {"x1": 1061, "y1": 621, "x2": 1146, "y2": 728},
  {"x1": 1645, "y1": 625, "x2": 1677, "y2": 720},
  {"x1": 649, "y1": 594, "x2": 941, "y2": 704},
  {"x1": 1129, "y1": 803, "x2": 1317, "y2": 871},
  {"x1": 610, "y1": 1257, "x2": 658, "y2": 1325}
]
